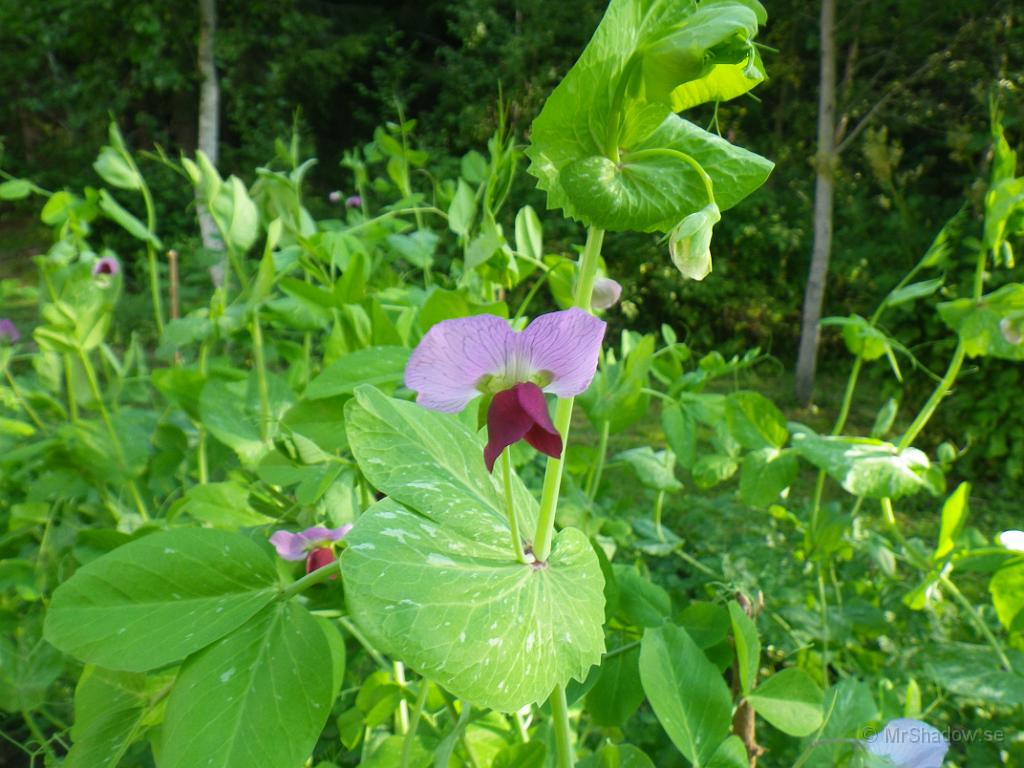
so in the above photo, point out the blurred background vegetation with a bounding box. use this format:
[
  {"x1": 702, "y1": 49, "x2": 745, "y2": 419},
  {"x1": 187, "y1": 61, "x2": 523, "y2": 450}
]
[{"x1": 1, "y1": 0, "x2": 1022, "y2": 486}]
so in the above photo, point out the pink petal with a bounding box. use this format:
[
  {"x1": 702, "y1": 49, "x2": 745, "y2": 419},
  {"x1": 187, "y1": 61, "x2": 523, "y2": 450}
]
[
  {"x1": 591, "y1": 278, "x2": 622, "y2": 310},
  {"x1": 270, "y1": 530, "x2": 307, "y2": 561},
  {"x1": 483, "y1": 382, "x2": 562, "y2": 471},
  {"x1": 864, "y1": 719, "x2": 948, "y2": 768},
  {"x1": 405, "y1": 314, "x2": 516, "y2": 412},
  {"x1": 516, "y1": 308, "x2": 606, "y2": 398},
  {"x1": 299, "y1": 525, "x2": 350, "y2": 543}
]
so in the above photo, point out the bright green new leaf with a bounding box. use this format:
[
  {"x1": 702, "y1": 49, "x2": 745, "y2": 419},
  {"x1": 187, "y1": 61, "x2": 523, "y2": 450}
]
[
  {"x1": 990, "y1": 563, "x2": 1024, "y2": 634},
  {"x1": 884, "y1": 277, "x2": 944, "y2": 308},
  {"x1": 739, "y1": 448, "x2": 797, "y2": 508},
  {"x1": 176, "y1": 481, "x2": 275, "y2": 528},
  {"x1": 725, "y1": 391, "x2": 788, "y2": 450},
  {"x1": 94, "y1": 147, "x2": 142, "y2": 191},
  {"x1": 746, "y1": 667, "x2": 823, "y2": 737},
  {"x1": 639, "y1": 623, "x2": 733, "y2": 766},
  {"x1": 160, "y1": 602, "x2": 340, "y2": 768},
  {"x1": 728, "y1": 601, "x2": 760, "y2": 696},
  {"x1": 934, "y1": 481, "x2": 970, "y2": 560},
  {"x1": 615, "y1": 447, "x2": 682, "y2": 491},
  {"x1": 448, "y1": 179, "x2": 477, "y2": 237},
  {"x1": 0, "y1": 179, "x2": 33, "y2": 200},
  {"x1": 938, "y1": 283, "x2": 1024, "y2": 360},
  {"x1": 211, "y1": 176, "x2": 259, "y2": 253},
  {"x1": 791, "y1": 432, "x2": 932, "y2": 499},
  {"x1": 44, "y1": 529, "x2": 279, "y2": 671},
  {"x1": 514, "y1": 205, "x2": 543, "y2": 262}
]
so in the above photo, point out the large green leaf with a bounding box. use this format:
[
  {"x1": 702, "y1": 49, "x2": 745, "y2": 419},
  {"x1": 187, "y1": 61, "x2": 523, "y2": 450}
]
[
  {"x1": 746, "y1": 667, "x2": 823, "y2": 737},
  {"x1": 527, "y1": 0, "x2": 771, "y2": 232},
  {"x1": 791, "y1": 432, "x2": 933, "y2": 499},
  {"x1": 160, "y1": 602, "x2": 340, "y2": 768},
  {"x1": 990, "y1": 563, "x2": 1024, "y2": 634},
  {"x1": 342, "y1": 387, "x2": 604, "y2": 711},
  {"x1": 304, "y1": 346, "x2": 410, "y2": 400},
  {"x1": 639, "y1": 623, "x2": 732, "y2": 766},
  {"x1": 728, "y1": 602, "x2": 759, "y2": 696},
  {"x1": 44, "y1": 529, "x2": 279, "y2": 671},
  {"x1": 586, "y1": 645, "x2": 646, "y2": 726}
]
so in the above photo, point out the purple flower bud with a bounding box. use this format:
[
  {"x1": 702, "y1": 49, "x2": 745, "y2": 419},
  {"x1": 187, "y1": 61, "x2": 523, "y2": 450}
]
[
  {"x1": 591, "y1": 277, "x2": 622, "y2": 310},
  {"x1": 0, "y1": 318, "x2": 20, "y2": 344},
  {"x1": 328, "y1": 190, "x2": 342, "y2": 204},
  {"x1": 345, "y1": 195, "x2": 362, "y2": 208},
  {"x1": 92, "y1": 256, "x2": 121, "y2": 277}
]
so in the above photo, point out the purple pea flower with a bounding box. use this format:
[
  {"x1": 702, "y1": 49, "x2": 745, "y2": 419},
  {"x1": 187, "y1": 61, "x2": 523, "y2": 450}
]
[
  {"x1": 862, "y1": 719, "x2": 949, "y2": 768},
  {"x1": 591, "y1": 277, "x2": 622, "y2": 310},
  {"x1": 92, "y1": 255, "x2": 121, "y2": 277},
  {"x1": 270, "y1": 525, "x2": 352, "y2": 575},
  {"x1": 345, "y1": 195, "x2": 362, "y2": 208},
  {"x1": 328, "y1": 190, "x2": 342, "y2": 203},
  {"x1": 404, "y1": 308, "x2": 605, "y2": 471},
  {"x1": 0, "y1": 318, "x2": 20, "y2": 344}
]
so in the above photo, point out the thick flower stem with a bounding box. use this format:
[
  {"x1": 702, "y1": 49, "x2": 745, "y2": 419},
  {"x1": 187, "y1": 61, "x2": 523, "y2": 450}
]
[
  {"x1": 532, "y1": 226, "x2": 604, "y2": 562},
  {"x1": 550, "y1": 685, "x2": 575, "y2": 768},
  {"x1": 502, "y1": 449, "x2": 528, "y2": 564}
]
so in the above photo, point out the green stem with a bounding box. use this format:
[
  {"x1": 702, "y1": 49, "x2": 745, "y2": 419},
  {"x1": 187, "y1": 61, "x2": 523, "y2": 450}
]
[
  {"x1": 532, "y1": 227, "x2": 604, "y2": 562},
  {"x1": 139, "y1": 182, "x2": 165, "y2": 335},
  {"x1": 5, "y1": 370, "x2": 44, "y2": 429},
  {"x1": 400, "y1": 679, "x2": 430, "y2": 768},
  {"x1": 502, "y1": 449, "x2": 528, "y2": 564},
  {"x1": 940, "y1": 575, "x2": 1013, "y2": 671},
  {"x1": 251, "y1": 308, "x2": 272, "y2": 443},
  {"x1": 77, "y1": 347, "x2": 149, "y2": 521},
  {"x1": 550, "y1": 685, "x2": 575, "y2": 768},
  {"x1": 585, "y1": 420, "x2": 610, "y2": 500},
  {"x1": 64, "y1": 354, "x2": 79, "y2": 423},
  {"x1": 394, "y1": 661, "x2": 410, "y2": 734},
  {"x1": 338, "y1": 615, "x2": 391, "y2": 671},
  {"x1": 197, "y1": 341, "x2": 210, "y2": 484},
  {"x1": 278, "y1": 561, "x2": 340, "y2": 599},
  {"x1": 816, "y1": 563, "x2": 830, "y2": 685},
  {"x1": 21, "y1": 707, "x2": 56, "y2": 764},
  {"x1": 897, "y1": 342, "x2": 965, "y2": 450}
]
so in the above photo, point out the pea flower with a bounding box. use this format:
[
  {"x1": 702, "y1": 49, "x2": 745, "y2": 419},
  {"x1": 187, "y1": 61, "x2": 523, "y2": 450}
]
[
  {"x1": 345, "y1": 195, "x2": 362, "y2": 208},
  {"x1": 92, "y1": 255, "x2": 121, "y2": 277},
  {"x1": 862, "y1": 719, "x2": 948, "y2": 768},
  {"x1": 405, "y1": 308, "x2": 605, "y2": 471},
  {"x1": 0, "y1": 319, "x2": 20, "y2": 344},
  {"x1": 328, "y1": 190, "x2": 342, "y2": 203},
  {"x1": 270, "y1": 525, "x2": 352, "y2": 575},
  {"x1": 997, "y1": 529, "x2": 1024, "y2": 552},
  {"x1": 591, "y1": 277, "x2": 622, "y2": 310}
]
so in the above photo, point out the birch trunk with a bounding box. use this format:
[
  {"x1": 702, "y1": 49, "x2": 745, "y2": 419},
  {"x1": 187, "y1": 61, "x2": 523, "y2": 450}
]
[
  {"x1": 197, "y1": 0, "x2": 222, "y2": 253},
  {"x1": 794, "y1": 0, "x2": 837, "y2": 405}
]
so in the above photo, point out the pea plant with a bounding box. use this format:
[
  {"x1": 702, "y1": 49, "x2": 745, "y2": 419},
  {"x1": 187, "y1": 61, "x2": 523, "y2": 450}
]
[{"x1": 2, "y1": 1, "x2": 1023, "y2": 767}]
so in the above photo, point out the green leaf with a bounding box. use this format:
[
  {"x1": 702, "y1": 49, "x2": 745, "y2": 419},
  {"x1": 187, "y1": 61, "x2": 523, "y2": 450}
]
[
  {"x1": 802, "y1": 679, "x2": 877, "y2": 767},
  {"x1": 44, "y1": 529, "x2": 279, "y2": 671},
  {"x1": 388, "y1": 230, "x2": 439, "y2": 270},
  {"x1": 200, "y1": 372, "x2": 294, "y2": 466},
  {"x1": 177, "y1": 481, "x2": 275, "y2": 528},
  {"x1": 94, "y1": 147, "x2": 141, "y2": 190},
  {"x1": 938, "y1": 283, "x2": 1024, "y2": 360},
  {"x1": 692, "y1": 454, "x2": 739, "y2": 489},
  {"x1": 448, "y1": 179, "x2": 477, "y2": 237},
  {"x1": 739, "y1": 449, "x2": 797, "y2": 508},
  {"x1": 725, "y1": 391, "x2": 788, "y2": 450},
  {"x1": 579, "y1": 743, "x2": 655, "y2": 768},
  {"x1": 160, "y1": 602, "x2": 339, "y2": 768},
  {"x1": 639, "y1": 623, "x2": 732, "y2": 766},
  {"x1": 586, "y1": 644, "x2": 646, "y2": 726},
  {"x1": 884, "y1": 277, "x2": 944, "y2": 308},
  {"x1": 98, "y1": 190, "x2": 161, "y2": 247},
  {"x1": 305, "y1": 346, "x2": 410, "y2": 400},
  {"x1": 791, "y1": 432, "x2": 932, "y2": 499},
  {"x1": 870, "y1": 398, "x2": 898, "y2": 439},
  {"x1": 527, "y1": 0, "x2": 771, "y2": 231},
  {"x1": 990, "y1": 563, "x2": 1024, "y2": 634},
  {"x1": 662, "y1": 402, "x2": 697, "y2": 470},
  {"x1": 615, "y1": 447, "x2": 682, "y2": 491},
  {"x1": 922, "y1": 644, "x2": 1024, "y2": 705},
  {"x1": 493, "y1": 741, "x2": 548, "y2": 768},
  {"x1": 614, "y1": 565, "x2": 672, "y2": 628},
  {"x1": 934, "y1": 481, "x2": 970, "y2": 560},
  {"x1": 746, "y1": 667, "x2": 823, "y2": 737},
  {"x1": 728, "y1": 602, "x2": 760, "y2": 696},
  {"x1": 65, "y1": 666, "x2": 171, "y2": 768},
  {"x1": 0, "y1": 179, "x2": 33, "y2": 200},
  {"x1": 342, "y1": 388, "x2": 604, "y2": 711},
  {"x1": 418, "y1": 289, "x2": 508, "y2": 334},
  {"x1": 706, "y1": 736, "x2": 749, "y2": 768}
]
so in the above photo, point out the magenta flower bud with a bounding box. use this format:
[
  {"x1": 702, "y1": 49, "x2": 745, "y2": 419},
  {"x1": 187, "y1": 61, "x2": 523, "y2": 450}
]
[
  {"x1": 305, "y1": 547, "x2": 338, "y2": 576},
  {"x1": 345, "y1": 195, "x2": 362, "y2": 208},
  {"x1": 0, "y1": 318, "x2": 20, "y2": 344},
  {"x1": 405, "y1": 308, "x2": 605, "y2": 470},
  {"x1": 591, "y1": 277, "x2": 622, "y2": 310},
  {"x1": 328, "y1": 190, "x2": 342, "y2": 203},
  {"x1": 92, "y1": 256, "x2": 121, "y2": 277}
]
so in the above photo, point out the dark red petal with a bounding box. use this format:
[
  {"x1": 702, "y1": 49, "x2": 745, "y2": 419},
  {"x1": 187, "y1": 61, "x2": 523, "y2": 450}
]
[
  {"x1": 306, "y1": 547, "x2": 338, "y2": 578},
  {"x1": 484, "y1": 386, "x2": 535, "y2": 471},
  {"x1": 524, "y1": 423, "x2": 563, "y2": 460},
  {"x1": 514, "y1": 382, "x2": 559, "y2": 436}
]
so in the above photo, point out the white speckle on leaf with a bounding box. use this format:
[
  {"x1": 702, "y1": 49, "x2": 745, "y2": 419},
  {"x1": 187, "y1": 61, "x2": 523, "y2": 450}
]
[
  {"x1": 220, "y1": 668, "x2": 236, "y2": 683},
  {"x1": 381, "y1": 528, "x2": 418, "y2": 543},
  {"x1": 426, "y1": 553, "x2": 455, "y2": 567},
  {"x1": 350, "y1": 543, "x2": 376, "y2": 551},
  {"x1": 488, "y1": 637, "x2": 502, "y2": 647},
  {"x1": 377, "y1": 510, "x2": 397, "y2": 519},
  {"x1": 164, "y1": 548, "x2": 176, "y2": 554},
  {"x1": 458, "y1": 631, "x2": 466, "y2": 643},
  {"x1": 525, "y1": 632, "x2": 535, "y2": 652}
]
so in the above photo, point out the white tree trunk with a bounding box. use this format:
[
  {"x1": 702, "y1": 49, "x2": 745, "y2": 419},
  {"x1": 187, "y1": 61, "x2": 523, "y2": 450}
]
[
  {"x1": 795, "y1": 0, "x2": 836, "y2": 405},
  {"x1": 197, "y1": 0, "x2": 222, "y2": 254}
]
